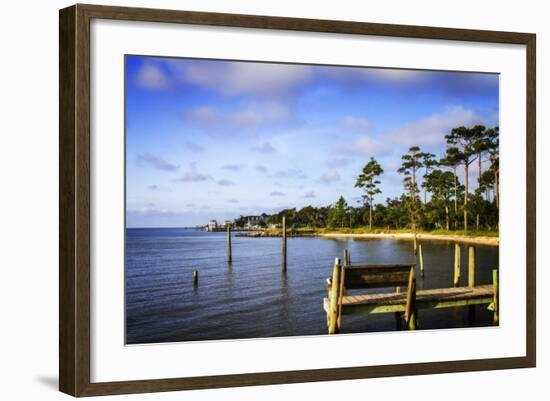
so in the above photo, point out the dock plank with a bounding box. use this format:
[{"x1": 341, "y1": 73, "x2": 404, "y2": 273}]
[{"x1": 323, "y1": 285, "x2": 494, "y2": 315}]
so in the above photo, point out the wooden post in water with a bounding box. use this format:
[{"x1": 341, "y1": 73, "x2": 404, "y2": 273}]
[
  {"x1": 418, "y1": 242, "x2": 424, "y2": 277},
  {"x1": 282, "y1": 216, "x2": 287, "y2": 272},
  {"x1": 328, "y1": 258, "x2": 341, "y2": 335},
  {"x1": 467, "y1": 245, "x2": 476, "y2": 323},
  {"x1": 227, "y1": 225, "x2": 232, "y2": 263},
  {"x1": 193, "y1": 270, "x2": 198, "y2": 286},
  {"x1": 413, "y1": 233, "x2": 418, "y2": 255},
  {"x1": 395, "y1": 286, "x2": 402, "y2": 330},
  {"x1": 468, "y1": 246, "x2": 476, "y2": 288},
  {"x1": 344, "y1": 249, "x2": 350, "y2": 267},
  {"x1": 453, "y1": 243, "x2": 461, "y2": 287},
  {"x1": 405, "y1": 271, "x2": 417, "y2": 330}
]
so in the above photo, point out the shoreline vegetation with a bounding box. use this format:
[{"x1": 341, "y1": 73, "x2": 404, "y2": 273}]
[
  {"x1": 237, "y1": 228, "x2": 499, "y2": 246},
  {"x1": 222, "y1": 125, "x2": 500, "y2": 240}
]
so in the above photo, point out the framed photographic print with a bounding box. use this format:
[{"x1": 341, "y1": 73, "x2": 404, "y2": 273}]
[{"x1": 59, "y1": 4, "x2": 536, "y2": 397}]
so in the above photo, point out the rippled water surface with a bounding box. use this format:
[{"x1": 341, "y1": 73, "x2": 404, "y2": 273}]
[{"x1": 126, "y1": 228, "x2": 499, "y2": 344}]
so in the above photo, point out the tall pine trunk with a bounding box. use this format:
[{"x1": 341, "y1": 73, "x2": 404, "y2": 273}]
[
  {"x1": 495, "y1": 170, "x2": 499, "y2": 209},
  {"x1": 369, "y1": 194, "x2": 373, "y2": 230},
  {"x1": 464, "y1": 162, "x2": 469, "y2": 231},
  {"x1": 478, "y1": 152, "x2": 483, "y2": 199},
  {"x1": 453, "y1": 166, "x2": 458, "y2": 229}
]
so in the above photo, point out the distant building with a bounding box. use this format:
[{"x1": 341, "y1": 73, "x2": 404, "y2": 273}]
[
  {"x1": 244, "y1": 214, "x2": 270, "y2": 229},
  {"x1": 206, "y1": 220, "x2": 218, "y2": 232}
]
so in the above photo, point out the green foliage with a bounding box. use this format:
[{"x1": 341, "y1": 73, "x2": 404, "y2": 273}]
[
  {"x1": 355, "y1": 157, "x2": 384, "y2": 203},
  {"x1": 233, "y1": 125, "x2": 499, "y2": 234},
  {"x1": 328, "y1": 196, "x2": 349, "y2": 228},
  {"x1": 355, "y1": 157, "x2": 383, "y2": 228}
]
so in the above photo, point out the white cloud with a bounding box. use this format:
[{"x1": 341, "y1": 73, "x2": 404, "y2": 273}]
[
  {"x1": 256, "y1": 165, "x2": 268, "y2": 173},
  {"x1": 270, "y1": 191, "x2": 285, "y2": 197},
  {"x1": 183, "y1": 106, "x2": 224, "y2": 130},
  {"x1": 389, "y1": 106, "x2": 491, "y2": 150},
  {"x1": 318, "y1": 170, "x2": 341, "y2": 183},
  {"x1": 176, "y1": 166, "x2": 211, "y2": 182},
  {"x1": 183, "y1": 101, "x2": 296, "y2": 133},
  {"x1": 325, "y1": 158, "x2": 351, "y2": 168},
  {"x1": 336, "y1": 136, "x2": 390, "y2": 157},
  {"x1": 136, "y1": 152, "x2": 179, "y2": 171},
  {"x1": 222, "y1": 164, "x2": 242, "y2": 172},
  {"x1": 250, "y1": 142, "x2": 276, "y2": 154},
  {"x1": 304, "y1": 191, "x2": 315, "y2": 198},
  {"x1": 135, "y1": 62, "x2": 172, "y2": 90},
  {"x1": 272, "y1": 169, "x2": 307, "y2": 180},
  {"x1": 176, "y1": 60, "x2": 313, "y2": 97},
  {"x1": 325, "y1": 66, "x2": 427, "y2": 86},
  {"x1": 341, "y1": 116, "x2": 374, "y2": 133},
  {"x1": 218, "y1": 179, "x2": 235, "y2": 186},
  {"x1": 184, "y1": 141, "x2": 204, "y2": 152},
  {"x1": 361, "y1": 68, "x2": 426, "y2": 82}
]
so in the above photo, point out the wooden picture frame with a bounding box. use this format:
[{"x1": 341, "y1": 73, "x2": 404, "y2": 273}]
[{"x1": 59, "y1": 3, "x2": 536, "y2": 397}]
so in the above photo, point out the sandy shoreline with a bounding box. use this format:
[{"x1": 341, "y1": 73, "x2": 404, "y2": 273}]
[
  {"x1": 317, "y1": 232, "x2": 499, "y2": 246},
  {"x1": 238, "y1": 231, "x2": 498, "y2": 246}
]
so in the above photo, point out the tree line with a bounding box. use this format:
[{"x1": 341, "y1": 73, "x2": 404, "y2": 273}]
[{"x1": 237, "y1": 125, "x2": 499, "y2": 232}]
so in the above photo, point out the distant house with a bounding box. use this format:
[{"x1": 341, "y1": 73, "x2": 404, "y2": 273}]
[
  {"x1": 206, "y1": 220, "x2": 218, "y2": 232},
  {"x1": 244, "y1": 214, "x2": 270, "y2": 229}
]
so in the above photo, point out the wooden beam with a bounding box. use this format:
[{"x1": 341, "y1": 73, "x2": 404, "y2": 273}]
[
  {"x1": 405, "y1": 267, "x2": 415, "y2": 323},
  {"x1": 337, "y1": 263, "x2": 347, "y2": 330},
  {"x1": 328, "y1": 258, "x2": 341, "y2": 334},
  {"x1": 454, "y1": 243, "x2": 461, "y2": 287},
  {"x1": 344, "y1": 249, "x2": 350, "y2": 267},
  {"x1": 468, "y1": 246, "x2": 476, "y2": 288},
  {"x1": 408, "y1": 277, "x2": 417, "y2": 330},
  {"x1": 346, "y1": 263, "x2": 416, "y2": 269},
  {"x1": 325, "y1": 285, "x2": 495, "y2": 316}
]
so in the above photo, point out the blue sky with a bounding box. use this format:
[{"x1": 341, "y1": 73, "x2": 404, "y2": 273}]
[{"x1": 125, "y1": 55, "x2": 499, "y2": 228}]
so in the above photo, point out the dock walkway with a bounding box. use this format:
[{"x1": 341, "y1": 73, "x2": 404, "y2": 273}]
[
  {"x1": 323, "y1": 248, "x2": 498, "y2": 334},
  {"x1": 324, "y1": 284, "x2": 494, "y2": 315}
]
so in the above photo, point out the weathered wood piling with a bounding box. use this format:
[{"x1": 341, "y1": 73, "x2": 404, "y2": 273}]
[
  {"x1": 328, "y1": 258, "x2": 341, "y2": 334},
  {"x1": 405, "y1": 269, "x2": 417, "y2": 330},
  {"x1": 418, "y1": 242, "x2": 424, "y2": 277},
  {"x1": 468, "y1": 246, "x2": 476, "y2": 288},
  {"x1": 467, "y1": 245, "x2": 476, "y2": 322},
  {"x1": 344, "y1": 249, "x2": 350, "y2": 266},
  {"x1": 227, "y1": 225, "x2": 232, "y2": 263},
  {"x1": 454, "y1": 243, "x2": 461, "y2": 287},
  {"x1": 282, "y1": 216, "x2": 287, "y2": 271},
  {"x1": 193, "y1": 270, "x2": 198, "y2": 286}
]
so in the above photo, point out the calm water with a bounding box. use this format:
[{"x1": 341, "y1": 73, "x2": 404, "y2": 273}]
[{"x1": 126, "y1": 228, "x2": 499, "y2": 344}]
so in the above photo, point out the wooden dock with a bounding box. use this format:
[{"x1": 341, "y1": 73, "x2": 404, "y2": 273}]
[
  {"x1": 323, "y1": 248, "x2": 498, "y2": 333},
  {"x1": 324, "y1": 284, "x2": 494, "y2": 315}
]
